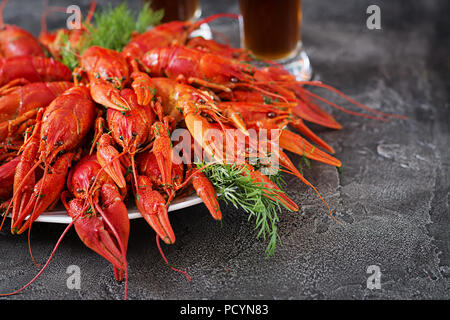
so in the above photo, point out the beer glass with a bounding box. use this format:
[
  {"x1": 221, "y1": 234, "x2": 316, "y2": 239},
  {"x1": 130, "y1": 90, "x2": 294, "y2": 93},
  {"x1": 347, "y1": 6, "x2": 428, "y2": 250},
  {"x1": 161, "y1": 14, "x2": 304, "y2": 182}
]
[
  {"x1": 239, "y1": 0, "x2": 312, "y2": 80},
  {"x1": 144, "y1": 0, "x2": 212, "y2": 39},
  {"x1": 147, "y1": 0, "x2": 201, "y2": 22}
]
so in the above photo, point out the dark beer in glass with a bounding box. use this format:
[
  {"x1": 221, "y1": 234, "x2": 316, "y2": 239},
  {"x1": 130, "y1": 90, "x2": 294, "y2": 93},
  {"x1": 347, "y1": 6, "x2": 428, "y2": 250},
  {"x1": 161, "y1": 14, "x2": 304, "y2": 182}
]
[
  {"x1": 146, "y1": 0, "x2": 201, "y2": 22},
  {"x1": 239, "y1": 0, "x2": 302, "y2": 61}
]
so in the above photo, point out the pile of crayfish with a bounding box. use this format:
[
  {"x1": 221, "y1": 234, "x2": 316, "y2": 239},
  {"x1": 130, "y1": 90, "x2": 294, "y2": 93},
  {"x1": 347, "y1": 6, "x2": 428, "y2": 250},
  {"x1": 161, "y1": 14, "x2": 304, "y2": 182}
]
[{"x1": 0, "y1": 0, "x2": 402, "y2": 298}]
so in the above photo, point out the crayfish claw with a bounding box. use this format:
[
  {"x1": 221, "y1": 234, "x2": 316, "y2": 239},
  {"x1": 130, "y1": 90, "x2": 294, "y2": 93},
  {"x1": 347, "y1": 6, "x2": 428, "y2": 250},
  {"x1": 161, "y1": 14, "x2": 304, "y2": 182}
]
[
  {"x1": 97, "y1": 134, "x2": 127, "y2": 189},
  {"x1": 89, "y1": 81, "x2": 130, "y2": 112},
  {"x1": 190, "y1": 170, "x2": 222, "y2": 220},
  {"x1": 135, "y1": 175, "x2": 175, "y2": 245},
  {"x1": 131, "y1": 71, "x2": 155, "y2": 106},
  {"x1": 67, "y1": 198, "x2": 127, "y2": 274}
]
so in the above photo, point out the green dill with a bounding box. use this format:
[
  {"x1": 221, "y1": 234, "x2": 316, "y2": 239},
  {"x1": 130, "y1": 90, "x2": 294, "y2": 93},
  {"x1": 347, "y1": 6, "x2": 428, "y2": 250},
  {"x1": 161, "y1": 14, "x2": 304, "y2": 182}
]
[
  {"x1": 297, "y1": 144, "x2": 314, "y2": 175},
  {"x1": 59, "y1": 32, "x2": 88, "y2": 71},
  {"x1": 196, "y1": 162, "x2": 294, "y2": 257},
  {"x1": 298, "y1": 155, "x2": 310, "y2": 175},
  {"x1": 136, "y1": 2, "x2": 164, "y2": 33},
  {"x1": 268, "y1": 170, "x2": 287, "y2": 189},
  {"x1": 86, "y1": 3, "x2": 134, "y2": 52},
  {"x1": 58, "y1": 2, "x2": 163, "y2": 70},
  {"x1": 86, "y1": 2, "x2": 163, "y2": 52}
]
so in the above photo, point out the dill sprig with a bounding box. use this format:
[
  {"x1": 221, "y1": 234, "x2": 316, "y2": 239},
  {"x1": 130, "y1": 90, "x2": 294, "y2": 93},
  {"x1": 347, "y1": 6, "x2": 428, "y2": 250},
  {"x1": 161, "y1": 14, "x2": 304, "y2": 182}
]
[
  {"x1": 196, "y1": 162, "x2": 294, "y2": 257},
  {"x1": 297, "y1": 144, "x2": 314, "y2": 175},
  {"x1": 58, "y1": 2, "x2": 163, "y2": 70},
  {"x1": 136, "y1": 2, "x2": 164, "y2": 34},
  {"x1": 59, "y1": 32, "x2": 89, "y2": 71},
  {"x1": 86, "y1": 2, "x2": 137, "y2": 52},
  {"x1": 87, "y1": 2, "x2": 163, "y2": 52}
]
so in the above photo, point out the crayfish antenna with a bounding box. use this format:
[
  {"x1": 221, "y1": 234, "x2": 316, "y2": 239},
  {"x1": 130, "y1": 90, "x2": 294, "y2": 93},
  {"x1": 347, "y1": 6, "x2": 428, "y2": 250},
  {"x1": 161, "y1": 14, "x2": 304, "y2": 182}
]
[
  {"x1": 191, "y1": 12, "x2": 240, "y2": 34},
  {"x1": 24, "y1": 156, "x2": 52, "y2": 268},
  {"x1": 236, "y1": 82, "x2": 293, "y2": 104},
  {"x1": 40, "y1": 0, "x2": 51, "y2": 36},
  {"x1": 40, "y1": 0, "x2": 96, "y2": 34},
  {"x1": 276, "y1": 148, "x2": 343, "y2": 226},
  {"x1": 294, "y1": 81, "x2": 408, "y2": 121},
  {"x1": 0, "y1": 220, "x2": 75, "y2": 297},
  {"x1": 0, "y1": 0, "x2": 9, "y2": 30},
  {"x1": 85, "y1": 1, "x2": 97, "y2": 25},
  {"x1": 156, "y1": 235, "x2": 192, "y2": 282}
]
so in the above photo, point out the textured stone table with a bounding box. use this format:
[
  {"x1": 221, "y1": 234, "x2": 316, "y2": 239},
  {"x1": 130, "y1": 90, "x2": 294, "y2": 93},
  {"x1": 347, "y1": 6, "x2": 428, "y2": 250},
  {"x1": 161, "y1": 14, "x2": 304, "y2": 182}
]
[{"x1": 0, "y1": 0, "x2": 449, "y2": 300}]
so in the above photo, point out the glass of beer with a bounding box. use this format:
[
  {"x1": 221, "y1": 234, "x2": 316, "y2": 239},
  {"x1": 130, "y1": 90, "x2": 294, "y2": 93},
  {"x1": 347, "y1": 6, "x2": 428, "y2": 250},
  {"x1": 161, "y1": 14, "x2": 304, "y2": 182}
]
[
  {"x1": 144, "y1": 0, "x2": 212, "y2": 39},
  {"x1": 238, "y1": 0, "x2": 312, "y2": 80},
  {"x1": 147, "y1": 0, "x2": 201, "y2": 22}
]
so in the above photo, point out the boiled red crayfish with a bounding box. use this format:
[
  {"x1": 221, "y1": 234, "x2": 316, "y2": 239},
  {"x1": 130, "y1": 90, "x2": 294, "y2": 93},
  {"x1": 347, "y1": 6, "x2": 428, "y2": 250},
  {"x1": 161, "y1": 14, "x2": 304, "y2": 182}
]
[
  {"x1": 0, "y1": 8, "x2": 407, "y2": 300},
  {"x1": 38, "y1": 0, "x2": 96, "y2": 61},
  {"x1": 0, "y1": 81, "x2": 73, "y2": 142},
  {"x1": 1, "y1": 85, "x2": 95, "y2": 234},
  {"x1": 0, "y1": 0, "x2": 45, "y2": 58},
  {"x1": 64, "y1": 154, "x2": 129, "y2": 283}
]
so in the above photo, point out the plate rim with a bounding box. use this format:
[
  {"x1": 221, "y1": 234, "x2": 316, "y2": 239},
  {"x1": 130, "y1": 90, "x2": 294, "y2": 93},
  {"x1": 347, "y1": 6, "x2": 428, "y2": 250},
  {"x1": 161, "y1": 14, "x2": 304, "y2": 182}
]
[{"x1": 20, "y1": 194, "x2": 203, "y2": 224}]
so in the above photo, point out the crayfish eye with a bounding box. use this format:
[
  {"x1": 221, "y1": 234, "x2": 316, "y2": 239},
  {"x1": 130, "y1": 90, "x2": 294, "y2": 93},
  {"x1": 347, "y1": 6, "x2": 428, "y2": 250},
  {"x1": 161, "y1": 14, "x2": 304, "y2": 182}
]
[
  {"x1": 230, "y1": 77, "x2": 239, "y2": 83},
  {"x1": 132, "y1": 132, "x2": 137, "y2": 137},
  {"x1": 76, "y1": 188, "x2": 84, "y2": 194},
  {"x1": 267, "y1": 112, "x2": 276, "y2": 118}
]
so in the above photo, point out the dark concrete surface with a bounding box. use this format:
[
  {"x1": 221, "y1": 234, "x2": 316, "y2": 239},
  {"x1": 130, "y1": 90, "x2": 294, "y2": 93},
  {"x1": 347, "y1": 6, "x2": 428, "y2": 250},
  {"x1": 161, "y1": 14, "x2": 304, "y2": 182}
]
[{"x1": 0, "y1": 0, "x2": 449, "y2": 300}]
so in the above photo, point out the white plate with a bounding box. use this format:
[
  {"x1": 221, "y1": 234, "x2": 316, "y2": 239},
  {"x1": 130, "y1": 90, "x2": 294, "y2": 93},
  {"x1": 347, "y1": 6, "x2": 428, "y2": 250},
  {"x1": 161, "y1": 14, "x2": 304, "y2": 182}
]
[{"x1": 31, "y1": 194, "x2": 203, "y2": 224}]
